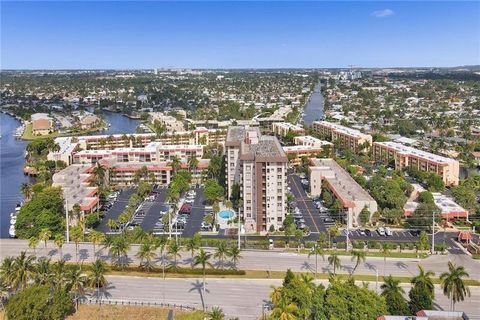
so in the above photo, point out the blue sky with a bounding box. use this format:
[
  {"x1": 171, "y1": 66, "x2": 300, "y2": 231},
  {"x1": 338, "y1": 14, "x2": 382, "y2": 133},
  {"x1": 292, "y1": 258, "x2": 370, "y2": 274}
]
[{"x1": 1, "y1": 1, "x2": 479, "y2": 69}]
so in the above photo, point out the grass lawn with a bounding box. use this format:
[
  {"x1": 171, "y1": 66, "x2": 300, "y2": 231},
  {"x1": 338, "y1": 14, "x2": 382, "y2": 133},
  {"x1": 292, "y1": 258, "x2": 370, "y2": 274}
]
[
  {"x1": 296, "y1": 249, "x2": 429, "y2": 259},
  {"x1": 21, "y1": 122, "x2": 59, "y2": 140},
  {"x1": 66, "y1": 305, "x2": 204, "y2": 320}
]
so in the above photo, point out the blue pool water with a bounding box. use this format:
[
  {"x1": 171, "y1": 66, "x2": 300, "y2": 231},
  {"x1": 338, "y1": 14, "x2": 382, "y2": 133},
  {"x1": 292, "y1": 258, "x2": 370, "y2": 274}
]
[{"x1": 218, "y1": 210, "x2": 235, "y2": 219}]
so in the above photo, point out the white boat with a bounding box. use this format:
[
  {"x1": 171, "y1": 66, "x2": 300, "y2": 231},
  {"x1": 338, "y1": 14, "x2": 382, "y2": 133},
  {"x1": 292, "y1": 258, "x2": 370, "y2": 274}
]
[
  {"x1": 10, "y1": 217, "x2": 17, "y2": 225},
  {"x1": 9, "y1": 225, "x2": 16, "y2": 238}
]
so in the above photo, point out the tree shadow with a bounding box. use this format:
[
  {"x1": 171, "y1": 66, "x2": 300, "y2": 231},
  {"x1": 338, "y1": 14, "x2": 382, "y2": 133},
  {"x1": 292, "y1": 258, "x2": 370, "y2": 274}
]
[
  {"x1": 364, "y1": 262, "x2": 376, "y2": 271},
  {"x1": 63, "y1": 253, "x2": 73, "y2": 262},
  {"x1": 395, "y1": 261, "x2": 407, "y2": 269},
  {"x1": 79, "y1": 248, "x2": 90, "y2": 261},
  {"x1": 48, "y1": 249, "x2": 58, "y2": 257},
  {"x1": 342, "y1": 265, "x2": 353, "y2": 274},
  {"x1": 189, "y1": 279, "x2": 210, "y2": 311},
  {"x1": 301, "y1": 261, "x2": 314, "y2": 273}
]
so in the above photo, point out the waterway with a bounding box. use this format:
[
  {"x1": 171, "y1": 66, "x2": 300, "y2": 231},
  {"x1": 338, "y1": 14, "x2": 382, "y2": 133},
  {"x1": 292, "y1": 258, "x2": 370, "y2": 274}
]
[
  {"x1": 302, "y1": 82, "x2": 324, "y2": 126},
  {"x1": 0, "y1": 111, "x2": 139, "y2": 238}
]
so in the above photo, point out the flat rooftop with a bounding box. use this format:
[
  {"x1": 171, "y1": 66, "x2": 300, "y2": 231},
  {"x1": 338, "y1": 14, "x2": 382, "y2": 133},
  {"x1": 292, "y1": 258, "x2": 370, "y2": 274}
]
[
  {"x1": 241, "y1": 136, "x2": 287, "y2": 161},
  {"x1": 225, "y1": 126, "x2": 261, "y2": 146},
  {"x1": 375, "y1": 141, "x2": 457, "y2": 164},
  {"x1": 314, "y1": 121, "x2": 370, "y2": 139},
  {"x1": 283, "y1": 145, "x2": 323, "y2": 153},
  {"x1": 311, "y1": 158, "x2": 375, "y2": 203},
  {"x1": 274, "y1": 122, "x2": 305, "y2": 131},
  {"x1": 294, "y1": 135, "x2": 333, "y2": 146}
]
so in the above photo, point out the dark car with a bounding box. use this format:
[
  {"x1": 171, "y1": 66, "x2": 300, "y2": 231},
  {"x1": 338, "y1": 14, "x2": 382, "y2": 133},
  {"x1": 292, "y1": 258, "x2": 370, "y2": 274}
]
[
  {"x1": 324, "y1": 217, "x2": 335, "y2": 223},
  {"x1": 364, "y1": 229, "x2": 372, "y2": 236},
  {"x1": 410, "y1": 230, "x2": 421, "y2": 237}
]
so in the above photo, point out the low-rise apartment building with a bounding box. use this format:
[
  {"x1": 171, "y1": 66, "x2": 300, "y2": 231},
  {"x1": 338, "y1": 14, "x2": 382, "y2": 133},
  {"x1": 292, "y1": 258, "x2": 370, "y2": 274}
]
[
  {"x1": 404, "y1": 193, "x2": 469, "y2": 220},
  {"x1": 226, "y1": 126, "x2": 288, "y2": 233},
  {"x1": 309, "y1": 159, "x2": 377, "y2": 227},
  {"x1": 272, "y1": 122, "x2": 305, "y2": 137},
  {"x1": 311, "y1": 121, "x2": 372, "y2": 153},
  {"x1": 31, "y1": 113, "x2": 54, "y2": 136},
  {"x1": 150, "y1": 112, "x2": 185, "y2": 132},
  {"x1": 47, "y1": 137, "x2": 78, "y2": 165},
  {"x1": 373, "y1": 141, "x2": 460, "y2": 186},
  {"x1": 283, "y1": 145, "x2": 324, "y2": 165},
  {"x1": 293, "y1": 135, "x2": 333, "y2": 149}
]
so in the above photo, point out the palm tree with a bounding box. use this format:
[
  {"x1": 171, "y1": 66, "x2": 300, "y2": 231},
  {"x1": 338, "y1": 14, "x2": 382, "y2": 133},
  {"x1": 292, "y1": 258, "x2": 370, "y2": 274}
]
[
  {"x1": 34, "y1": 258, "x2": 52, "y2": 285},
  {"x1": 381, "y1": 275, "x2": 405, "y2": 297},
  {"x1": 89, "y1": 230, "x2": 106, "y2": 258},
  {"x1": 214, "y1": 241, "x2": 229, "y2": 269},
  {"x1": 269, "y1": 285, "x2": 283, "y2": 305},
  {"x1": 67, "y1": 265, "x2": 88, "y2": 309},
  {"x1": 107, "y1": 219, "x2": 118, "y2": 232},
  {"x1": 20, "y1": 182, "x2": 32, "y2": 200},
  {"x1": 188, "y1": 155, "x2": 199, "y2": 174},
  {"x1": 0, "y1": 257, "x2": 15, "y2": 291},
  {"x1": 136, "y1": 241, "x2": 156, "y2": 272},
  {"x1": 88, "y1": 259, "x2": 109, "y2": 300},
  {"x1": 54, "y1": 234, "x2": 65, "y2": 261},
  {"x1": 271, "y1": 299, "x2": 298, "y2": 320},
  {"x1": 70, "y1": 226, "x2": 83, "y2": 263},
  {"x1": 169, "y1": 155, "x2": 181, "y2": 173},
  {"x1": 227, "y1": 246, "x2": 242, "y2": 270},
  {"x1": 207, "y1": 306, "x2": 225, "y2": 320},
  {"x1": 167, "y1": 240, "x2": 181, "y2": 269},
  {"x1": 440, "y1": 261, "x2": 471, "y2": 311},
  {"x1": 154, "y1": 236, "x2": 168, "y2": 279},
  {"x1": 11, "y1": 251, "x2": 36, "y2": 291},
  {"x1": 108, "y1": 236, "x2": 131, "y2": 269},
  {"x1": 185, "y1": 233, "x2": 201, "y2": 267},
  {"x1": 350, "y1": 250, "x2": 366, "y2": 275},
  {"x1": 411, "y1": 265, "x2": 435, "y2": 298},
  {"x1": 52, "y1": 260, "x2": 68, "y2": 289},
  {"x1": 193, "y1": 249, "x2": 213, "y2": 293},
  {"x1": 39, "y1": 228, "x2": 52, "y2": 251},
  {"x1": 92, "y1": 162, "x2": 106, "y2": 187},
  {"x1": 328, "y1": 252, "x2": 341, "y2": 275},
  {"x1": 28, "y1": 236, "x2": 39, "y2": 255},
  {"x1": 308, "y1": 244, "x2": 324, "y2": 279}
]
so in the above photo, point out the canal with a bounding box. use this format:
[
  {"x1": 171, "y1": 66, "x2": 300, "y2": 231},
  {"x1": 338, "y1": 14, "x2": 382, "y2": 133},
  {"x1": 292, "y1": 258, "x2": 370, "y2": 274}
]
[
  {"x1": 0, "y1": 111, "x2": 139, "y2": 238},
  {"x1": 302, "y1": 82, "x2": 324, "y2": 126}
]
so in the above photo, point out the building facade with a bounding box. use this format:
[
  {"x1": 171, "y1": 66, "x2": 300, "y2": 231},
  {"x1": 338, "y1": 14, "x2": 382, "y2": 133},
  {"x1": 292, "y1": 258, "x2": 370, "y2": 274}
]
[
  {"x1": 372, "y1": 141, "x2": 460, "y2": 186},
  {"x1": 272, "y1": 122, "x2": 305, "y2": 137},
  {"x1": 311, "y1": 121, "x2": 372, "y2": 153}
]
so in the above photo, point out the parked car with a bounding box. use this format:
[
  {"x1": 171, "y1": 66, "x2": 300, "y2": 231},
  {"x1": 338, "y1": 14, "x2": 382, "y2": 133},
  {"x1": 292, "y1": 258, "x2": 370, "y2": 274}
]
[
  {"x1": 385, "y1": 227, "x2": 393, "y2": 236},
  {"x1": 358, "y1": 229, "x2": 366, "y2": 236},
  {"x1": 201, "y1": 222, "x2": 212, "y2": 231},
  {"x1": 324, "y1": 217, "x2": 335, "y2": 223},
  {"x1": 377, "y1": 227, "x2": 386, "y2": 236},
  {"x1": 410, "y1": 230, "x2": 420, "y2": 237},
  {"x1": 364, "y1": 229, "x2": 372, "y2": 236}
]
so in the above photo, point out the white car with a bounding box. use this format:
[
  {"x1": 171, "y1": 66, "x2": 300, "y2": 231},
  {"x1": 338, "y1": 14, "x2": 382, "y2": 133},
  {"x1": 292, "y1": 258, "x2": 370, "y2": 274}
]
[
  {"x1": 385, "y1": 227, "x2": 393, "y2": 236},
  {"x1": 377, "y1": 227, "x2": 386, "y2": 236}
]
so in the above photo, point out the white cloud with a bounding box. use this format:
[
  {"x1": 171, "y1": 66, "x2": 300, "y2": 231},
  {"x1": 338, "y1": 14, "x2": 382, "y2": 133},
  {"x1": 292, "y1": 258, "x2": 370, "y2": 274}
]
[{"x1": 371, "y1": 9, "x2": 395, "y2": 18}]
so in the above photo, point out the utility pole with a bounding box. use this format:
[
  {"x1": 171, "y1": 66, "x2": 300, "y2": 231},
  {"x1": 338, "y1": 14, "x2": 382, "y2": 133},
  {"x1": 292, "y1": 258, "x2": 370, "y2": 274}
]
[
  {"x1": 65, "y1": 198, "x2": 70, "y2": 243},
  {"x1": 346, "y1": 210, "x2": 350, "y2": 251},
  {"x1": 237, "y1": 214, "x2": 241, "y2": 250},
  {"x1": 431, "y1": 209, "x2": 435, "y2": 255}
]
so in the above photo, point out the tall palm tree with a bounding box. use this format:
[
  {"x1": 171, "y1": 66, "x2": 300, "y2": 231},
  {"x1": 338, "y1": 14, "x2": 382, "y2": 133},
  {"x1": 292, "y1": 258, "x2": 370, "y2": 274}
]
[
  {"x1": 381, "y1": 275, "x2": 405, "y2": 297},
  {"x1": 381, "y1": 275, "x2": 409, "y2": 315},
  {"x1": 20, "y1": 182, "x2": 32, "y2": 200},
  {"x1": 89, "y1": 230, "x2": 106, "y2": 258},
  {"x1": 308, "y1": 244, "x2": 324, "y2": 279},
  {"x1": 107, "y1": 219, "x2": 118, "y2": 232},
  {"x1": 169, "y1": 155, "x2": 181, "y2": 173},
  {"x1": 185, "y1": 233, "x2": 201, "y2": 267},
  {"x1": 411, "y1": 265, "x2": 435, "y2": 298},
  {"x1": 0, "y1": 257, "x2": 15, "y2": 291},
  {"x1": 88, "y1": 259, "x2": 109, "y2": 300},
  {"x1": 108, "y1": 236, "x2": 131, "y2": 269},
  {"x1": 207, "y1": 306, "x2": 225, "y2": 320},
  {"x1": 136, "y1": 241, "x2": 156, "y2": 272},
  {"x1": 39, "y1": 228, "x2": 52, "y2": 251},
  {"x1": 54, "y1": 234, "x2": 65, "y2": 261},
  {"x1": 52, "y1": 260, "x2": 68, "y2": 289},
  {"x1": 271, "y1": 299, "x2": 298, "y2": 320},
  {"x1": 11, "y1": 251, "x2": 36, "y2": 291},
  {"x1": 193, "y1": 249, "x2": 213, "y2": 293},
  {"x1": 214, "y1": 241, "x2": 229, "y2": 269},
  {"x1": 328, "y1": 252, "x2": 341, "y2": 275},
  {"x1": 70, "y1": 226, "x2": 83, "y2": 263},
  {"x1": 167, "y1": 240, "x2": 181, "y2": 269},
  {"x1": 66, "y1": 265, "x2": 88, "y2": 309},
  {"x1": 28, "y1": 236, "x2": 39, "y2": 255},
  {"x1": 154, "y1": 236, "x2": 168, "y2": 279},
  {"x1": 227, "y1": 246, "x2": 242, "y2": 270},
  {"x1": 188, "y1": 155, "x2": 199, "y2": 173},
  {"x1": 350, "y1": 250, "x2": 366, "y2": 275},
  {"x1": 440, "y1": 261, "x2": 471, "y2": 311}
]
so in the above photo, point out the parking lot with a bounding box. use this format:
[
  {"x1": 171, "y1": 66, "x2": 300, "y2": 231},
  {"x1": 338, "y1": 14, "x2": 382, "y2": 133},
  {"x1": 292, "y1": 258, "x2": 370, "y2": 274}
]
[
  {"x1": 97, "y1": 187, "x2": 136, "y2": 233},
  {"x1": 348, "y1": 228, "x2": 420, "y2": 241},
  {"x1": 181, "y1": 186, "x2": 207, "y2": 238},
  {"x1": 287, "y1": 174, "x2": 329, "y2": 234}
]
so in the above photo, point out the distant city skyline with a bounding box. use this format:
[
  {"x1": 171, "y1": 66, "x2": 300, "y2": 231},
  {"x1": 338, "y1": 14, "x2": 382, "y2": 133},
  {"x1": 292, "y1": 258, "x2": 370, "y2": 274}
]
[{"x1": 1, "y1": 1, "x2": 479, "y2": 69}]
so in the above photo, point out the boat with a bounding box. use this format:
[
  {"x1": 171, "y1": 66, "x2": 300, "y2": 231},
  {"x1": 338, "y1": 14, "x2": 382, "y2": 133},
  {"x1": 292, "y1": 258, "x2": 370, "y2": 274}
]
[
  {"x1": 9, "y1": 225, "x2": 16, "y2": 238},
  {"x1": 10, "y1": 216, "x2": 17, "y2": 225}
]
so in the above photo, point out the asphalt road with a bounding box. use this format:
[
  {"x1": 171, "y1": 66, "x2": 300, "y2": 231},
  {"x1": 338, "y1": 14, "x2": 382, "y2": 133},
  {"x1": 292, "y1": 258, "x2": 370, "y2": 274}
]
[
  {"x1": 1, "y1": 239, "x2": 479, "y2": 281},
  {"x1": 182, "y1": 187, "x2": 206, "y2": 238},
  {"x1": 98, "y1": 276, "x2": 480, "y2": 319},
  {"x1": 288, "y1": 174, "x2": 327, "y2": 234}
]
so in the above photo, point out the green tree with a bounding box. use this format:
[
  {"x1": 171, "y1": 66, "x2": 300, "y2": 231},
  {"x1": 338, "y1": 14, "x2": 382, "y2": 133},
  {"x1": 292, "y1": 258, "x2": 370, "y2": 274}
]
[
  {"x1": 409, "y1": 266, "x2": 435, "y2": 313},
  {"x1": 193, "y1": 249, "x2": 213, "y2": 294},
  {"x1": 185, "y1": 233, "x2": 202, "y2": 267},
  {"x1": 54, "y1": 234, "x2": 65, "y2": 261},
  {"x1": 270, "y1": 300, "x2": 298, "y2": 320},
  {"x1": 440, "y1": 261, "x2": 471, "y2": 311},
  {"x1": 207, "y1": 306, "x2": 225, "y2": 320},
  {"x1": 11, "y1": 252, "x2": 36, "y2": 291},
  {"x1": 28, "y1": 236, "x2": 39, "y2": 255},
  {"x1": 89, "y1": 230, "x2": 106, "y2": 258},
  {"x1": 308, "y1": 244, "x2": 324, "y2": 279},
  {"x1": 204, "y1": 179, "x2": 225, "y2": 204},
  {"x1": 214, "y1": 241, "x2": 229, "y2": 269},
  {"x1": 5, "y1": 284, "x2": 74, "y2": 320},
  {"x1": 328, "y1": 252, "x2": 341, "y2": 275},
  {"x1": 359, "y1": 206, "x2": 371, "y2": 226},
  {"x1": 136, "y1": 240, "x2": 156, "y2": 272},
  {"x1": 167, "y1": 240, "x2": 182, "y2": 269},
  {"x1": 39, "y1": 228, "x2": 51, "y2": 250},
  {"x1": 87, "y1": 259, "x2": 109, "y2": 300},
  {"x1": 66, "y1": 265, "x2": 88, "y2": 309},
  {"x1": 70, "y1": 226, "x2": 83, "y2": 263},
  {"x1": 108, "y1": 236, "x2": 131, "y2": 269},
  {"x1": 380, "y1": 275, "x2": 410, "y2": 315},
  {"x1": 351, "y1": 250, "x2": 366, "y2": 275},
  {"x1": 227, "y1": 246, "x2": 242, "y2": 270}
]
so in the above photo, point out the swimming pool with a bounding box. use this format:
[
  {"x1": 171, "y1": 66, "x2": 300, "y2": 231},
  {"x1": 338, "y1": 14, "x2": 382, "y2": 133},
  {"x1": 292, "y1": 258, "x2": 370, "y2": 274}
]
[{"x1": 218, "y1": 209, "x2": 235, "y2": 220}]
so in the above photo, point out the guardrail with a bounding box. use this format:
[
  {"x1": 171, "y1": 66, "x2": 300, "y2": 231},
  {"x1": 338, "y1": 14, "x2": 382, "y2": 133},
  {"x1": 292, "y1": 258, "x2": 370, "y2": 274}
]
[{"x1": 79, "y1": 297, "x2": 197, "y2": 311}]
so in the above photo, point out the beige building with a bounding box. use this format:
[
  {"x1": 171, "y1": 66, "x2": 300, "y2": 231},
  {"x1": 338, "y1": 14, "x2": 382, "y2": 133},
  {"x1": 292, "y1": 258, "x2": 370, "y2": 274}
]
[
  {"x1": 272, "y1": 122, "x2": 305, "y2": 137},
  {"x1": 373, "y1": 141, "x2": 460, "y2": 186},
  {"x1": 31, "y1": 113, "x2": 54, "y2": 136},
  {"x1": 79, "y1": 114, "x2": 101, "y2": 129},
  {"x1": 309, "y1": 159, "x2": 377, "y2": 227},
  {"x1": 150, "y1": 112, "x2": 185, "y2": 132},
  {"x1": 293, "y1": 135, "x2": 333, "y2": 149},
  {"x1": 47, "y1": 137, "x2": 78, "y2": 165},
  {"x1": 311, "y1": 121, "x2": 372, "y2": 153},
  {"x1": 226, "y1": 126, "x2": 288, "y2": 232}
]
